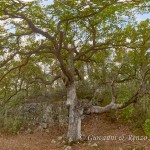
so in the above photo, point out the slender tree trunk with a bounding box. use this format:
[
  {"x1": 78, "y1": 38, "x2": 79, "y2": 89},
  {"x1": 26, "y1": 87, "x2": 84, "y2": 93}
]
[{"x1": 66, "y1": 82, "x2": 83, "y2": 141}]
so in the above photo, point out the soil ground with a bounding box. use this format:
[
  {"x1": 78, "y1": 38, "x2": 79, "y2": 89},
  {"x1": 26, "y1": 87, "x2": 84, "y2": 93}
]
[{"x1": 0, "y1": 114, "x2": 149, "y2": 150}]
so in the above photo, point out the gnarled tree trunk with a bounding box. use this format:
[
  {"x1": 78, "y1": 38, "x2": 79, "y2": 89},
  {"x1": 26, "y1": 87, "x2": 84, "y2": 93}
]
[{"x1": 66, "y1": 82, "x2": 83, "y2": 141}]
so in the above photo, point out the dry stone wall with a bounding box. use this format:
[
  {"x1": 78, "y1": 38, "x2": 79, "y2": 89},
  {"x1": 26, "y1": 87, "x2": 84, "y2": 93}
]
[{"x1": 19, "y1": 101, "x2": 68, "y2": 126}]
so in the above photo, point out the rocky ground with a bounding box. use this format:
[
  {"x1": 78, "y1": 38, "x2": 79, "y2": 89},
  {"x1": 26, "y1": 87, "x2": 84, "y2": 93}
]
[{"x1": 0, "y1": 114, "x2": 149, "y2": 150}]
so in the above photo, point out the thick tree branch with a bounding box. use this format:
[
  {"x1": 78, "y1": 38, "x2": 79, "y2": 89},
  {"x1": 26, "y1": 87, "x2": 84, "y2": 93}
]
[
  {"x1": 18, "y1": 13, "x2": 54, "y2": 42},
  {"x1": 3, "y1": 7, "x2": 55, "y2": 42},
  {"x1": 56, "y1": 52, "x2": 73, "y2": 83},
  {"x1": 33, "y1": 75, "x2": 61, "y2": 85},
  {"x1": 84, "y1": 79, "x2": 148, "y2": 114}
]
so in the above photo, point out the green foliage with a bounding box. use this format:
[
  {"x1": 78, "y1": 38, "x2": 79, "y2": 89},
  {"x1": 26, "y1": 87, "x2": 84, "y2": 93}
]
[
  {"x1": 116, "y1": 105, "x2": 134, "y2": 122},
  {"x1": 143, "y1": 119, "x2": 150, "y2": 137},
  {"x1": 0, "y1": 115, "x2": 23, "y2": 134},
  {"x1": 117, "y1": 83, "x2": 136, "y2": 103},
  {"x1": 77, "y1": 81, "x2": 94, "y2": 100},
  {"x1": 123, "y1": 106, "x2": 134, "y2": 121}
]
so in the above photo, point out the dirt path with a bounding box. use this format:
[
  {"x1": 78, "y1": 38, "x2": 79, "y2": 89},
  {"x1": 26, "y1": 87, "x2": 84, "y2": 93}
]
[{"x1": 0, "y1": 114, "x2": 149, "y2": 150}]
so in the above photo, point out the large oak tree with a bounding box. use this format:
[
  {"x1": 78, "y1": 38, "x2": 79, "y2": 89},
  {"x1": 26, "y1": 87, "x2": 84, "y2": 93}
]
[{"x1": 0, "y1": 0, "x2": 150, "y2": 141}]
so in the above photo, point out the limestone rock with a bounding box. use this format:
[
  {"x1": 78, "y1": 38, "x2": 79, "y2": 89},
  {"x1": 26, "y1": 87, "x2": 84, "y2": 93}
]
[
  {"x1": 51, "y1": 139, "x2": 56, "y2": 144},
  {"x1": 91, "y1": 143, "x2": 98, "y2": 147},
  {"x1": 26, "y1": 128, "x2": 33, "y2": 134},
  {"x1": 64, "y1": 146, "x2": 72, "y2": 150},
  {"x1": 45, "y1": 129, "x2": 50, "y2": 133},
  {"x1": 41, "y1": 123, "x2": 48, "y2": 129},
  {"x1": 58, "y1": 136, "x2": 63, "y2": 141}
]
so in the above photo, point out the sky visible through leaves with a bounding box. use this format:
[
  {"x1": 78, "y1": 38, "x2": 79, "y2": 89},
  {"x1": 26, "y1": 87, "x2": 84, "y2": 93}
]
[{"x1": 22, "y1": 0, "x2": 150, "y2": 22}]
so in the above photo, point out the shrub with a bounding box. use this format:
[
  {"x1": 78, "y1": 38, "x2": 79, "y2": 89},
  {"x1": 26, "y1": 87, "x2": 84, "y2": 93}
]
[
  {"x1": 143, "y1": 119, "x2": 150, "y2": 137},
  {"x1": 0, "y1": 115, "x2": 23, "y2": 134}
]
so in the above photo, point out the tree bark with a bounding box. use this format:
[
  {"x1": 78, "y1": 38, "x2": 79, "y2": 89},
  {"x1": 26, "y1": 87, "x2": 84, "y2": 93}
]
[{"x1": 66, "y1": 82, "x2": 83, "y2": 141}]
